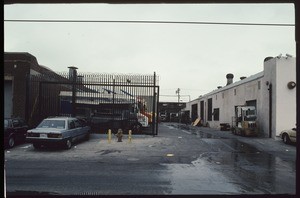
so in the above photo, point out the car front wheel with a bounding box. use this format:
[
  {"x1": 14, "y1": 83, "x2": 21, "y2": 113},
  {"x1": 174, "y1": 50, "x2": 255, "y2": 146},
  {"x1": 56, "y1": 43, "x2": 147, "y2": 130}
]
[
  {"x1": 8, "y1": 136, "x2": 15, "y2": 148},
  {"x1": 65, "y1": 139, "x2": 72, "y2": 149}
]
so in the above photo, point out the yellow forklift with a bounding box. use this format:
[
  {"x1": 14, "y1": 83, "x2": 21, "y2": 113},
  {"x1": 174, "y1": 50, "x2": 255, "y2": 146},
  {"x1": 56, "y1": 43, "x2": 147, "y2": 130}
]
[{"x1": 231, "y1": 105, "x2": 258, "y2": 136}]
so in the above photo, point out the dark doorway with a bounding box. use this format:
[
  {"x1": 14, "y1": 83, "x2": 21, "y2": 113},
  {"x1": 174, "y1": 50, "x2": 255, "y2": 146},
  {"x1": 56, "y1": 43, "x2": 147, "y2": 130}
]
[
  {"x1": 191, "y1": 103, "x2": 198, "y2": 122},
  {"x1": 207, "y1": 98, "x2": 213, "y2": 121},
  {"x1": 200, "y1": 100, "x2": 204, "y2": 121}
]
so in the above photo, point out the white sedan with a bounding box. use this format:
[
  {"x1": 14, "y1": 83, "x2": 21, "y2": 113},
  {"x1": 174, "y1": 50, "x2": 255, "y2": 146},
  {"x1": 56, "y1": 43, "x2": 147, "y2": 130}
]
[
  {"x1": 279, "y1": 128, "x2": 297, "y2": 144},
  {"x1": 26, "y1": 117, "x2": 91, "y2": 149}
]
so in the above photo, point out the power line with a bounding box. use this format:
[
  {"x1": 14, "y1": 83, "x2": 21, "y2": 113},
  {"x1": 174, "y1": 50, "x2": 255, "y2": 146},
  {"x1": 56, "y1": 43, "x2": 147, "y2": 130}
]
[{"x1": 4, "y1": 19, "x2": 295, "y2": 27}]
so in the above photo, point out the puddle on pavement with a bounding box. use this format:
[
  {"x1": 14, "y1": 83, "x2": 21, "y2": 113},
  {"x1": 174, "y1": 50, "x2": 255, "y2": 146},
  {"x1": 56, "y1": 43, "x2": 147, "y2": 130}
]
[
  {"x1": 199, "y1": 149, "x2": 295, "y2": 193},
  {"x1": 173, "y1": 124, "x2": 225, "y2": 139},
  {"x1": 161, "y1": 159, "x2": 242, "y2": 194},
  {"x1": 160, "y1": 131, "x2": 296, "y2": 194},
  {"x1": 229, "y1": 139, "x2": 260, "y2": 153},
  {"x1": 162, "y1": 148, "x2": 295, "y2": 194}
]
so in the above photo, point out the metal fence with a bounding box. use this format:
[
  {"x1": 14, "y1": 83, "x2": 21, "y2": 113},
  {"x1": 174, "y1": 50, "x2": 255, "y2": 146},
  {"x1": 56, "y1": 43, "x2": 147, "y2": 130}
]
[{"x1": 27, "y1": 71, "x2": 159, "y2": 135}]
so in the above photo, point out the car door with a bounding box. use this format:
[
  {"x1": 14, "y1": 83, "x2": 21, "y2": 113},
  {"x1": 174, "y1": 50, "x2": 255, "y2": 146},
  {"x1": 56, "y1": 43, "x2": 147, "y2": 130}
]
[
  {"x1": 74, "y1": 119, "x2": 85, "y2": 139},
  {"x1": 67, "y1": 120, "x2": 77, "y2": 140}
]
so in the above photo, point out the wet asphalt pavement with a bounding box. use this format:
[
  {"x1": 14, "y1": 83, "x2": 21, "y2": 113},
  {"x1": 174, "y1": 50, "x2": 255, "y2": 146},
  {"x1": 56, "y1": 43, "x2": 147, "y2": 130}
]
[{"x1": 5, "y1": 122, "x2": 296, "y2": 195}]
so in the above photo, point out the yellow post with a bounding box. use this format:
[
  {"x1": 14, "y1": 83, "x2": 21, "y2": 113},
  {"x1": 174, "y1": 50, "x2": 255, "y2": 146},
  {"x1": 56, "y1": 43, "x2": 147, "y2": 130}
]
[
  {"x1": 128, "y1": 130, "x2": 132, "y2": 143},
  {"x1": 108, "y1": 129, "x2": 112, "y2": 143}
]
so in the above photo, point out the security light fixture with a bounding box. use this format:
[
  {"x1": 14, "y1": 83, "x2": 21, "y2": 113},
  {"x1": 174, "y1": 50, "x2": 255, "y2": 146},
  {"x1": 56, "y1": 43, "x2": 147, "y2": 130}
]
[{"x1": 287, "y1": 81, "x2": 296, "y2": 89}]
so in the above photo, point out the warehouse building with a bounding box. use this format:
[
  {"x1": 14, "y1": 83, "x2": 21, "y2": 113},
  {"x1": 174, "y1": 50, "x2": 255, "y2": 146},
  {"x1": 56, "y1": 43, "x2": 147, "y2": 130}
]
[
  {"x1": 4, "y1": 52, "x2": 84, "y2": 127},
  {"x1": 184, "y1": 55, "x2": 296, "y2": 138},
  {"x1": 4, "y1": 52, "x2": 60, "y2": 120}
]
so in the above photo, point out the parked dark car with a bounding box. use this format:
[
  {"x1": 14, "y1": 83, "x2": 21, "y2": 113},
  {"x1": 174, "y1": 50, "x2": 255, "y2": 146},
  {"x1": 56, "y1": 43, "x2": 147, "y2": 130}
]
[
  {"x1": 26, "y1": 117, "x2": 91, "y2": 149},
  {"x1": 4, "y1": 118, "x2": 29, "y2": 148}
]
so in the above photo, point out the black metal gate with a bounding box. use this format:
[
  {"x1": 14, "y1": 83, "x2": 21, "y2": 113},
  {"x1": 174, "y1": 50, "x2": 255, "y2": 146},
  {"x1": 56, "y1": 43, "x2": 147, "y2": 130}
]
[{"x1": 27, "y1": 71, "x2": 159, "y2": 135}]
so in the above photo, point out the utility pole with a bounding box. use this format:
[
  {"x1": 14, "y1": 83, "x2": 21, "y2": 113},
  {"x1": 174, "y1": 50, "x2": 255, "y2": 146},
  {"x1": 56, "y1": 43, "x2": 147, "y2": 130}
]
[
  {"x1": 68, "y1": 66, "x2": 78, "y2": 117},
  {"x1": 176, "y1": 88, "x2": 181, "y2": 123},
  {"x1": 175, "y1": 88, "x2": 180, "y2": 103}
]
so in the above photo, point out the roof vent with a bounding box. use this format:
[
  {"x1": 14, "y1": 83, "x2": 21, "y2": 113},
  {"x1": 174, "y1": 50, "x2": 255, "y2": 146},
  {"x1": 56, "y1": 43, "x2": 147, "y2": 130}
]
[
  {"x1": 68, "y1": 66, "x2": 78, "y2": 81},
  {"x1": 264, "y1": 57, "x2": 273, "y2": 62},
  {"x1": 240, "y1": 76, "x2": 246, "y2": 80},
  {"x1": 226, "y1": 73, "x2": 234, "y2": 86},
  {"x1": 217, "y1": 86, "x2": 222, "y2": 89}
]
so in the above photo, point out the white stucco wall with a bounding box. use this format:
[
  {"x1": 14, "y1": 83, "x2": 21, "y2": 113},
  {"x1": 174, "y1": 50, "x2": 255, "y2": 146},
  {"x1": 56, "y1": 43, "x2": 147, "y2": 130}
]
[
  {"x1": 261, "y1": 58, "x2": 275, "y2": 138},
  {"x1": 263, "y1": 56, "x2": 296, "y2": 137},
  {"x1": 184, "y1": 56, "x2": 296, "y2": 139},
  {"x1": 274, "y1": 57, "x2": 296, "y2": 136},
  {"x1": 195, "y1": 72, "x2": 264, "y2": 130}
]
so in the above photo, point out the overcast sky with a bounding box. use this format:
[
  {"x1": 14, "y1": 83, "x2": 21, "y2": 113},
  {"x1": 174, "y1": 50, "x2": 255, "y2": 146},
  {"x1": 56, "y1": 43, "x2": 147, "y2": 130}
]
[{"x1": 4, "y1": 3, "x2": 295, "y2": 102}]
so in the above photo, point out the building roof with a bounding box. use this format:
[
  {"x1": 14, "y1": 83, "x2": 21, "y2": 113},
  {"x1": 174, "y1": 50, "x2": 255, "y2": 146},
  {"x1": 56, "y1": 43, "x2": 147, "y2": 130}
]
[
  {"x1": 4, "y1": 52, "x2": 55, "y2": 74},
  {"x1": 200, "y1": 71, "x2": 264, "y2": 99},
  {"x1": 4, "y1": 52, "x2": 38, "y2": 62}
]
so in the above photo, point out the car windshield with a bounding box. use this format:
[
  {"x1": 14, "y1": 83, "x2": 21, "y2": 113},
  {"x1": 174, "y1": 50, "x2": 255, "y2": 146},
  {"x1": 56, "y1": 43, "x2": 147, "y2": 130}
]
[{"x1": 37, "y1": 120, "x2": 66, "y2": 129}]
